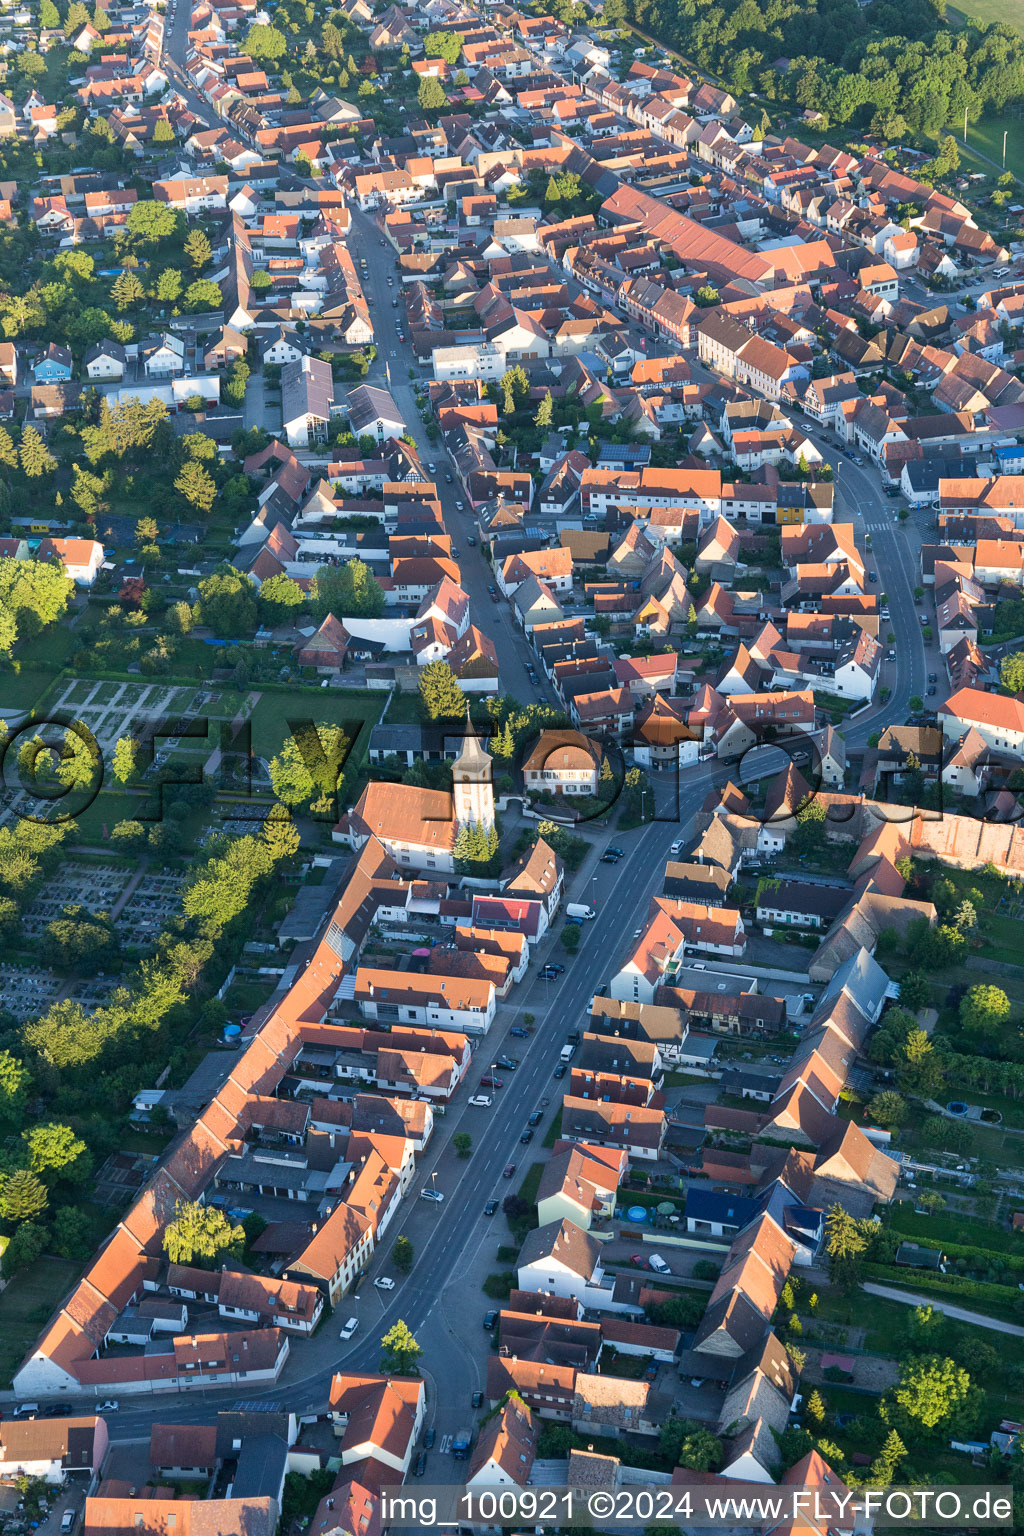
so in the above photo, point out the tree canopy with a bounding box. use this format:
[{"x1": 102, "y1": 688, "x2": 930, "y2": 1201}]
[{"x1": 163, "y1": 1199, "x2": 244, "y2": 1266}]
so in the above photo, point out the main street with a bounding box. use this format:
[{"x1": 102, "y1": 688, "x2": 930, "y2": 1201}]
[
  {"x1": 348, "y1": 208, "x2": 556, "y2": 707},
  {"x1": 55, "y1": 781, "x2": 719, "y2": 1459}
]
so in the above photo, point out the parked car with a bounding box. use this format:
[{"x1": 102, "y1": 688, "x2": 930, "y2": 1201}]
[
  {"x1": 374, "y1": 1276, "x2": 396, "y2": 1291},
  {"x1": 629, "y1": 1252, "x2": 648, "y2": 1269},
  {"x1": 600, "y1": 851, "x2": 620, "y2": 863},
  {"x1": 479, "y1": 1075, "x2": 504, "y2": 1089},
  {"x1": 420, "y1": 1188, "x2": 444, "y2": 1203},
  {"x1": 99, "y1": 1401, "x2": 119, "y2": 1413},
  {"x1": 339, "y1": 1317, "x2": 359, "y2": 1340},
  {"x1": 472, "y1": 1391, "x2": 484, "y2": 1409},
  {"x1": 483, "y1": 1310, "x2": 498, "y2": 1330},
  {"x1": 445, "y1": 473, "x2": 453, "y2": 483},
  {"x1": 542, "y1": 962, "x2": 565, "y2": 973},
  {"x1": 496, "y1": 1056, "x2": 519, "y2": 1070},
  {"x1": 528, "y1": 1110, "x2": 543, "y2": 1126},
  {"x1": 456, "y1": 500, "x2": 465, "y2": 510},
  {"x1": 607, "y1": 846, "x2": 624, "y2": 858},
  {"x1": 467, "y1": 536, "x2": 476, "y2": 546},
  {"x1": 61, "y1": 1515, "x2": 77, "y2": 1535},
  {"x1": 468, "y1": 1094, "x2": 492, "y2": 1107},
  {"x1": 540, "y1": 966, "x2": 561, "y2": 980},
  {"x1": 670, "y1": 839, "x2": 684, "y2": 854},
  {"x1": 509, "y1": 1026, "x2": 529, "y2": 1038},
  {"x1": 414, "y1": 1452, "x2": 427, "y2": 1477},
  {"x1": 520, "y1": 1129, "x2": 533, "y2": 1144},
  {"x1": 502, "y1": 1162, "x2": 516, "y2": 1178},
  {"x1": 553, "y1": 1063, "x2": 567, "y2": 1078},
  {"x1": 869, "y1": 570, "x2": 878, "y2": 582},
  {"x1": 424, "y1": 1427, "x2": 436, "y2": 1448},
  {"x1": 648, "y1": 1254, "x2": 670, "y2": 1274},
  {"x1": 484, "y1": 1199, "x2": 498, "y2": 1216}
]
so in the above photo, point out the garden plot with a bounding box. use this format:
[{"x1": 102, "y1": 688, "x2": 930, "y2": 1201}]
[{"x1": 47, "y1": 679, "x2": 200, "y2": 754}]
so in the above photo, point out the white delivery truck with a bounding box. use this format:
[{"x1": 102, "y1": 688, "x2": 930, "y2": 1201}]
[
  {"x1": 560, "y1": 1044, "x2": 575, "y2": 1062},
  {"x1": 566, "y1": 902, "x2": 596, "y2": 920}
]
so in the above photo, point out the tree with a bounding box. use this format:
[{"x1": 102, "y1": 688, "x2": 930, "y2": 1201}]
[
  {"x1": 111, "y1": 270, "x2": 144, "y2": 311},
  {"x1": 163, "y1": 1200, "x2": 244, "y2": 1266},
  {"x1": 184, "y1": 228, "x2": 212, "y2": 271},
  {"x1": 3, "y1": 1221, "x2": 47, "y2": 1277},
  {"x1": 262, "y1": 806, "x2": 301, "y2": 862},
  {"x1": 658, "y1": 1419, "x2": 722, "y2": 1472},
  {"x1": 884, "y1": 1354, "x2": 979, "y2": 1433},
  {"x1": 111, "y1": 736, "x2": 138, "y2": 785},
  {"x1": 183, "y1": 278, "x2": 222, "y2": 313},
  {"x1": 954, "y1": 899, "x2": 977, "y2": 931},
  {"x1": 40, "y1": 0, "x2": 59, "y2": 24},
  {"x1": 18, "y1": 426, "x2": 57, "y2": 478},
  {"x1": 244, "y1": 21, "x2": 287, "y2": 59},
  {"x1": 806, "y1": 1388, "x2": 826, "y2": 1425},
  {"x1": 153, "y1": 118, "x2": 175, "y2": 144},
  {"x1": 126, "y1": 200, "x2": 179, "y2": 243},
  {"x1": 1000, "y1": 651, "x2": 1024, "y2": 694},
  {"x1": 315, "y1": 558, "x2": 384, "y2": 619},
  {"x1": 898, "y1": 1027, "x2": 945, "y2": 1097},
  {"x1": 869, "y1": 1429, "x2": 906, "y2": 1486},
  {"x1": 417, "y1": 76, "x2": 449, "y2": 111},
  {"x1": 23, "y1": 1121, "x2": 88, "y2": 1181},
  {"x1": 694, "y1": 284, "x2": 719, "y2": 306},
  {"x1": 155, "y1": 267, "x2": 183, "y2": 304},
  {"x1": 960, "y1": 983, "x2": 1010, "y2": 1037},
  {"x1": 380, "y1": 1319, "x2": 422, "y2": 1375},
  {"x1": 392, "y1": 1236, "x2": 414, "y2": 1272},
  {"x1": 867, "y1": 1089, "x2": 907, "y2": 1128},
  {"x1": 453, "y1": 1131, "x2": 472, "y2": 1158},
  {"x1": 419, "y1": 660, "x2": 466, "y2": 721},
  {"x1": 0, "y1": 1052, "x2": 29, "y2": 1132},
  {"x1": 0, "y1": 425, "x2": 17, "y2": 469},
  {"x1": 269, "y1": 722, "x2": 351, "y2": 809},
  {"x1": 423, "y1": 28, "x2": 462, "y2": 63},
  {"x1": 534, "y1": 390, "x2": 554, "y2": 429},
  {"x1": 793, "y1": 795, "x2": 827, "y2": 855},
  {"x1": 259, "y1": 572, "x2": 305, "y2": 622},
  {"x1": 824, "y1": 1203, "x2": 867, "y2": 1284},
  {"x1": 174, "y1": 459, "x2": 217, "y2": 515},
  {"x1": 0, "y1": 1169, "x2": 48, "y2": 1223},
  {"x1": 196, "y1": 568, "x2": 258, "y2": 636},
  {"x1": 902, "y1": 964, "x2": 933, "y2": 1013}
]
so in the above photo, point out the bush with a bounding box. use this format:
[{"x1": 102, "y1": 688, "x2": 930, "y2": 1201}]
[
  {"x1": 561, "y1": 923, "x2": 581, "y2": 952},
  {"x1": 497, "y1": 1244, "x2": 518, "y2": 1263},
  {"x1": 482, "y1": 1270, "x2": 516, "y2": 1300}
]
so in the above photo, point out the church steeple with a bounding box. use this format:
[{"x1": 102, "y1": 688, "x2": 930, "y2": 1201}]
[{"x1": 452, "y1": 710, "x2": 494, "y2": 831}]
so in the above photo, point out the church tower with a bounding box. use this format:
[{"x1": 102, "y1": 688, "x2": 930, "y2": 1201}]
[{"x1": 452, "y1": 713, "x2": 494, "y2": 831}]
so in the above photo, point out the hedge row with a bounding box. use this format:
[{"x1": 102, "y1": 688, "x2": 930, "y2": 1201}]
[{"x1": 862, "y1": 1262, "x2": 1024, "y2": 1307}]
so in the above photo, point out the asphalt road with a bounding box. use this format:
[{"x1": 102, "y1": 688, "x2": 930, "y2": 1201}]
[
  {"x1": 347, "y1": 209, "x2": 558, "y2": 707},
  {"x1": 43, "y1": 790, "x2": 720, "y2": 1459}
]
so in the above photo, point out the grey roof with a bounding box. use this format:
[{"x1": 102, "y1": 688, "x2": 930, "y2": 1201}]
[
  {"x1": 820, "y1": 945, "x2": 890, "y2": 1022},
  {"x1": 346, "y1": 383, "x2": 404, "y2": 435},
  {"x1": 232, "y1": 1433, "x2": 288, "y2": 1500},
  {"x1": 282, "y1": 354, "x2": 334, "y2": 427}
]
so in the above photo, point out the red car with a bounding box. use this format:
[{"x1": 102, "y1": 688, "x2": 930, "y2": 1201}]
[
  {"x1": 629, "y1": 1253, "x2": 648, "y2": 1269},
  {"x1": 479, "y1": 1075, "x2": 504, "y2": 1089},
  {"x1": 502, "y1": 1163, "x2": 516, "y2": 1179}
]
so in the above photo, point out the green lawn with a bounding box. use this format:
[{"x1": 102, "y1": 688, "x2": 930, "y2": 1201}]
[
  {"x1": 247, "y1": 688, "x2": 384, "y2": 764},
  {"x1": 950, "y1": 0, "x2": 1023, "y2": 30},
  {"x1": 0, "y1": 668, "x2": 58, "y2": 712},
  {"x1": 964, "y1": 110, "x2": 1024, "y2": 180},
  {"x1": 0, "y1": 1258, "x2": 80, "y2": 1388}
]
